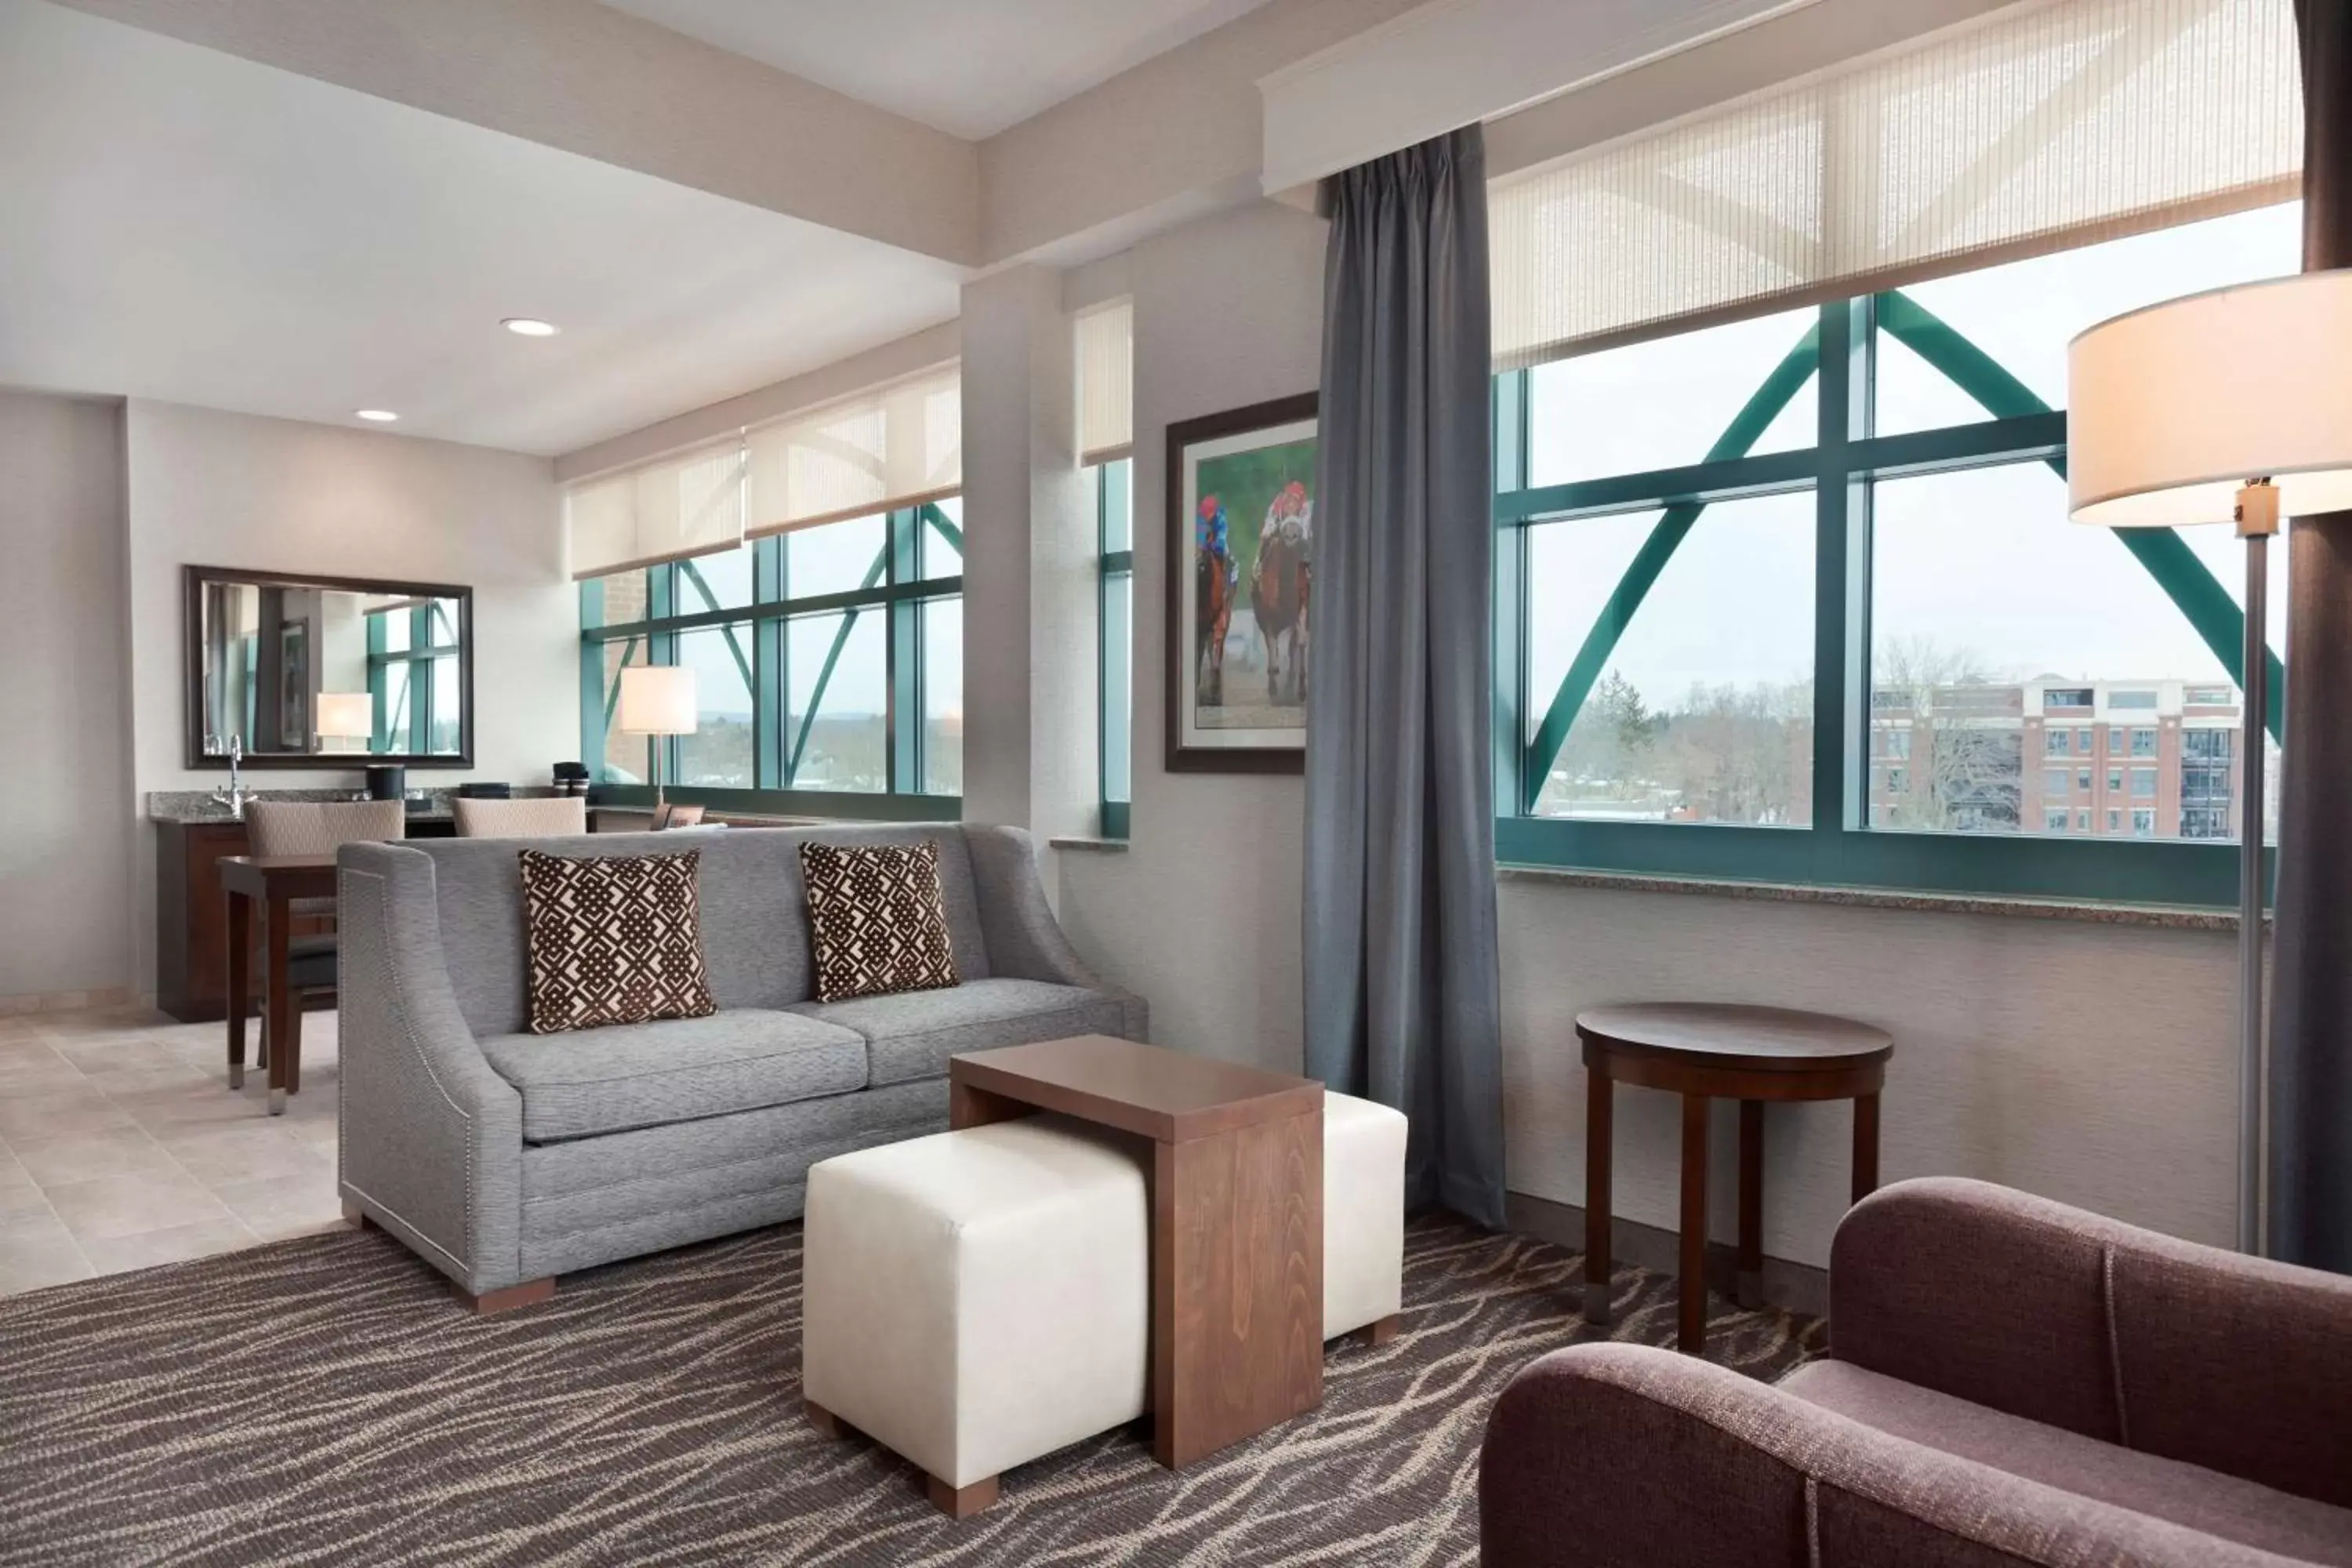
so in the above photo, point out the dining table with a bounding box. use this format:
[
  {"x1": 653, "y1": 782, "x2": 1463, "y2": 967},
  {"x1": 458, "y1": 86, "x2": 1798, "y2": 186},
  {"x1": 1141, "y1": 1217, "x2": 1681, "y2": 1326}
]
[{"x1": 220, "y1": 854, "x2": 339, "y2": 1115}]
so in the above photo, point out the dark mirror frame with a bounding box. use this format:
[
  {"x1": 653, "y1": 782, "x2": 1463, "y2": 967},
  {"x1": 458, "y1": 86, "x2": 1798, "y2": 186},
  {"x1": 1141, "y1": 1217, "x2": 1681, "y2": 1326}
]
[{"x1": 182, "y1": 564, "x2": 475, "y2": 770}]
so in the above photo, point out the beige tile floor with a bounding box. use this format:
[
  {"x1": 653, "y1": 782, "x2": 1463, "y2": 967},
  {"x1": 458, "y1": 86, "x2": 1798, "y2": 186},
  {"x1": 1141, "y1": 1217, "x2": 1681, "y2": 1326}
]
[{"x1": 0, "y1": 1004, "x2": 344, "y2": 1294}]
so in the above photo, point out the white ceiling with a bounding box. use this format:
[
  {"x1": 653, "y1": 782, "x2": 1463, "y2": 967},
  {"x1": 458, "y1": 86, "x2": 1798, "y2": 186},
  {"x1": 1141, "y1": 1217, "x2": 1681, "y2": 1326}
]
[
  {"x1": 0, "y1": 0, "x2": 968, "y2": 456},
  {"x1": 598, "y1": 0, "x2": 1279, "y2": 139}
]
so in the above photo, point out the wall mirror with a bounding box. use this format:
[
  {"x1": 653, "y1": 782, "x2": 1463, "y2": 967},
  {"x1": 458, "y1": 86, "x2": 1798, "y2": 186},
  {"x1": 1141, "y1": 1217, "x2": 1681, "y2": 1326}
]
[{"x1": 183, "y1": 566, "x2": 474, "y2": 768}]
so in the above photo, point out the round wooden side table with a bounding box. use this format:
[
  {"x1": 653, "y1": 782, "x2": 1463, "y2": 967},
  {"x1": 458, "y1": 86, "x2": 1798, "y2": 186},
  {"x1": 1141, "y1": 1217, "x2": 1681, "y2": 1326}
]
[{"x1": 1575, "y1": 1003, "x2": 1893, "y2": 1355}]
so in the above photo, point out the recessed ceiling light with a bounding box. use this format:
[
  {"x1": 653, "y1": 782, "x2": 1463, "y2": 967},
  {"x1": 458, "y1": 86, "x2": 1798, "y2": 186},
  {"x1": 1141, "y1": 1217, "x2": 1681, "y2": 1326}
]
[
  {"x1": 355, "y1": 409, "x2": 399, "y2": 423},
  {"x1": 502, "y1": 318, "x2": 560, "y2": 337}
]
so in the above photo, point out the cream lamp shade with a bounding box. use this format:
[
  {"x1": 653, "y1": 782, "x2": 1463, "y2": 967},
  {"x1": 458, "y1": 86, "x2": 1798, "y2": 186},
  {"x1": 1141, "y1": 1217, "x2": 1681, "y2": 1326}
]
[
  {"x1": 314, "y1": 691, "x2": 372, "y2": 742},
  {"x1": 2068, "y1": 269, "x2": 2352, "y2": 528},
  {"x1": 616, "y1": 665, "x2": 698, "y2": 735}
]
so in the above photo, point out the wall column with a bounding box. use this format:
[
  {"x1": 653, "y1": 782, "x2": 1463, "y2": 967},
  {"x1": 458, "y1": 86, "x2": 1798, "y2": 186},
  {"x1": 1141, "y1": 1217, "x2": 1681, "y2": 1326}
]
[{"x1": 957, "y1": 265, "x2": 1095, "y2": 861}]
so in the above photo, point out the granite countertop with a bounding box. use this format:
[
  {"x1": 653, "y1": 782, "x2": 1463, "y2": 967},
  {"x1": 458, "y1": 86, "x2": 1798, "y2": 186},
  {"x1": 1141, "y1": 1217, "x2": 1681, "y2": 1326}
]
[{"x1": 146, "y1": 787, "x2": 561, "y2": 825}]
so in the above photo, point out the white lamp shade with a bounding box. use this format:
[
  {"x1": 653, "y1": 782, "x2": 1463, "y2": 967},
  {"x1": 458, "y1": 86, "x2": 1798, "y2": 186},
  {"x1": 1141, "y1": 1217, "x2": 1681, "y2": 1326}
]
[
  {"x1": 616, "y1": 665, "x2": 698, "y2": 735},
  {"x1": 314, "y1": 691, "x2": 373, "y2": 740},
  {"x1": 2069, "y1": 269, "x2": 2352, "y2": 528}
]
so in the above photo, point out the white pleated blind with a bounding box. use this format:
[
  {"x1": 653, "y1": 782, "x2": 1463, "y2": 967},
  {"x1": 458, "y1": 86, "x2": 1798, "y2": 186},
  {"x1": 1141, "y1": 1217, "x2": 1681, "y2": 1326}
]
[
  {"x1": 565, "y1": 437, "x2": 746, "y2": 582},
  {"x1": 1490, "y1": 0, "x2": 2303, "y2": 368},
  {"x1": 745, "y1": 362, "x2": 961, "y2": 537},
  {"x1": 1076, "y1": 299, "x2": 1134, "y2": 463}
]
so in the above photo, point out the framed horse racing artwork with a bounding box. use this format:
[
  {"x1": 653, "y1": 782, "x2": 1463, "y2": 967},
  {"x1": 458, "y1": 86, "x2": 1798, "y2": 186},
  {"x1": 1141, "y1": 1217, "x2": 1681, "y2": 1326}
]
[{"x1": 1165, "y1": 391, "x2": 1317, "y2": 774}]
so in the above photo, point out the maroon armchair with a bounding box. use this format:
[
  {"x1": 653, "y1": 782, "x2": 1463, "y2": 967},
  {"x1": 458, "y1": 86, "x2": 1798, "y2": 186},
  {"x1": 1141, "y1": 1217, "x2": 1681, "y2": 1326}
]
[{"x1": 1481, "y1": 1178, "x2": 2352, "y2": 1567}]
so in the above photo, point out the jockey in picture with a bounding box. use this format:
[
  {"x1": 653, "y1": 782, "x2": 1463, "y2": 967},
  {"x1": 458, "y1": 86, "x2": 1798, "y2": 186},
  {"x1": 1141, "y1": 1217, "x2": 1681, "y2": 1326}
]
[{"x1": 1197, "y1": 494, "x2": 1237, "y2": 591}]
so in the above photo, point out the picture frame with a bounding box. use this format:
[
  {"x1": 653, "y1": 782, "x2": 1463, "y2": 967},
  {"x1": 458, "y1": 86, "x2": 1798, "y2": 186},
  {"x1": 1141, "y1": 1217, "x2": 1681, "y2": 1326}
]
[{"x1": 1164, "y1": 391, "x2": 1319, "y2": 774}]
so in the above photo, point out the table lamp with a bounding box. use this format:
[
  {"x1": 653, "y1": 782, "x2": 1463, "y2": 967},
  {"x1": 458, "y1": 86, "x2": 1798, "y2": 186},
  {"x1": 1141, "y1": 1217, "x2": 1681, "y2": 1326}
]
[
  {"x1": 615, "y1": 665, "x2": 698, "y2": 809},
  {"x1": 2068, "y1": 267, "x2": 2352, "y2": 1256},
  {"x1": 314, "y1": 691, "x2": 373, "y2": 753}
]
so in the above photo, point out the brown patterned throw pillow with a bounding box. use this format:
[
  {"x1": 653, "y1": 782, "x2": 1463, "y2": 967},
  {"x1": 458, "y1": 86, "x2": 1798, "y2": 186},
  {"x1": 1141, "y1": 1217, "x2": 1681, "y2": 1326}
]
[
  {"x1": 799, "y1": 840, "x2": 960, "y2": 1004},
  {"x1": 518, "y1": 849, "x2": 716, "y2": 1034}
]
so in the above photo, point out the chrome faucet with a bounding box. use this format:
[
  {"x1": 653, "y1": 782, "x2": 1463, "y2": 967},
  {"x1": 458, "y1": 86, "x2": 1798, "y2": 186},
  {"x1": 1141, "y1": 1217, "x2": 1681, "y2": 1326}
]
[{"x1": 210, "y1": 734, "x2": 251, "y2": 819}]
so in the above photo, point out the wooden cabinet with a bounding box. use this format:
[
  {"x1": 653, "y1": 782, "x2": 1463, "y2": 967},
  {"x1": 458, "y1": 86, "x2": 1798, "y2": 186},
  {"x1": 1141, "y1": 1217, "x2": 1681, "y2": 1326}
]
[{"x1": 152, "y1": 816, "x2": 453, "y2": 1023}]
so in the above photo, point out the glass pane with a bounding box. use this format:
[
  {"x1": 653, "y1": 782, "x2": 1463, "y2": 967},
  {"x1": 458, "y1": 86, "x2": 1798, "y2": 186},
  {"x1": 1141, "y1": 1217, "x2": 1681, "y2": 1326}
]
[
  {"x1": 598, "y1": 638, "x2": 647, "y2": 783},
  {"x1": 785, "y1": 610, "x2": 886, "y2": 791},
  {"x1": 1527, "y1": 307, "x2": 1818, "y2": 488},
  {"x1": 1870, "y1": 462, "x2": 2281, "y2": 841},
  {"x1": 1102, "y1": 569, "x2": 1133, "y2": 805},
  {"x1": 788, "y1": 514, "x2": 888, "y2": 600},
  {"x1": 673, "y1": 625, "x2": 755, "y2": 787},
  {"x1": 1875, "y1": 204, "x2": 2302, "y2": 434},
  {"x1": 1100, "y1": 459, "x2": 1133, "y2": 554},
  {"x1": 378, "y1": 662, "x2": 411, "y2": 753},
  {"x1": 430, "y1": 655, "x2": 459, "y2": 752},
  {"x1": 377, "y1": 605, "x2": 411, "y2": 654},
  {"x1": 674, "y1": 545, "x2": 753, "y2": 613},
  {"x1": 1526, "y1": 491, "x2": 1815, "y2": 822},
  {"x1": 922, "y1": 597, "x2": 963, "y2": 795},
  {"x1": 582, "y1": 569, "x2": 648, "y2": 630},
  {"x1": 920, "y1": 498, "x2": 963, "y2": 581}
]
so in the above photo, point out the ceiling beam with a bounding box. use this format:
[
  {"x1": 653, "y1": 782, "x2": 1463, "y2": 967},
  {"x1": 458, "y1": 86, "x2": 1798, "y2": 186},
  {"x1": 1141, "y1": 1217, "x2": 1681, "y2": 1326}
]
[{"x1": 45, "y1": 0, "x2": 981, "y2": 266}]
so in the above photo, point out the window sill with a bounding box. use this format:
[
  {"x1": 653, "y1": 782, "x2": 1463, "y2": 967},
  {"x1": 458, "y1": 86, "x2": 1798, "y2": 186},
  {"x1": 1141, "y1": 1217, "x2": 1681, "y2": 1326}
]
[
  {"x1": 1495, "y1": 863, "x2": 2253, "y2": 932},
  {"x1": 1050, "y1": 835, "x2": 1130, "y2": 853}
]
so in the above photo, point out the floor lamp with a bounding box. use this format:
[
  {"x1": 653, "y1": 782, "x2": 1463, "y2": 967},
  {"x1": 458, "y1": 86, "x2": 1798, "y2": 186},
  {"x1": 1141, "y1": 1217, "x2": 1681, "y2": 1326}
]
[
  {"x1": 2068, "y1": 269, "x2": 2352, "y2": 1256},
  {"x1": 616, "y1": 665, "x2": 698, "y2": 810}
]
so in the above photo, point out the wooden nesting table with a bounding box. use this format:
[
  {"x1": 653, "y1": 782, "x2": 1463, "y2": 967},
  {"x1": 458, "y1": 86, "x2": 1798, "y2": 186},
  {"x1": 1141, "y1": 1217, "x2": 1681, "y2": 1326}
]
[
  {"x1": 1576, "y1": 1004, "x2": 1893, "y2": 1354},
  {"x1": 948, "y1": 1036, "x2": 1324, "y2": 1468}
]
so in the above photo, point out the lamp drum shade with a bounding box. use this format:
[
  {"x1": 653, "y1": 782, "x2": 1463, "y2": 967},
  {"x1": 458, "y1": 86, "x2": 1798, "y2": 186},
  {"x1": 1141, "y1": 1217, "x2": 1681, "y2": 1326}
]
[
  {"x1": 314, "y1": 692, "x2": 372, "y2": 741},
  {"x1": 2069, "y1": 269, "x2": 2352, "y2": 528},
  {"x1": 615, "y1": 666, "x2": 698, "y2": 736}
]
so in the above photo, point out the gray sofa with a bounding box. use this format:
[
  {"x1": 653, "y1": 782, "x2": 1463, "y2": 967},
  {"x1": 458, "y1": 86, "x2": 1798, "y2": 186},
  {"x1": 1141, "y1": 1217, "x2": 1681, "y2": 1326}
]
[{"x1": 335, "y1": 823, "x2": 1143, "y2": 1307}]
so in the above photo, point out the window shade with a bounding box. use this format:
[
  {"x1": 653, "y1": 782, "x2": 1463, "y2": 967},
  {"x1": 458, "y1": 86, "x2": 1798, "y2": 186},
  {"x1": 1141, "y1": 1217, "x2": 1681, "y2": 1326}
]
[
  {"x1": 565, "y1": 437, "x2": 746, "y2": 581},
  {"x1": 1490, "y1": 0, "x2": 2303, "y2": 369},
  {"x1": 745, "y1": 362, "x2": 960, "y2": 537},
  {"x1": 1076, "y1": 299, "x2": 1134, "y2": 463}
]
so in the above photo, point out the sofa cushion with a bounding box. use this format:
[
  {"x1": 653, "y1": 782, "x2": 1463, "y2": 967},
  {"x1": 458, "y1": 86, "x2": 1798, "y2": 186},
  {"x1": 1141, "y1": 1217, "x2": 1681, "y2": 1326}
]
[
  {"x1": 1780, "y1": 1359, "x2": 2352, "y2": 1566},
  {"x1": 517, "y1": 848, "x2": 716, "y2": 1034},
  {"x1": 792, "y1": 978, "x2": 1128, "y2": 1088},
  {"x1": 799, "y1": 840, "x2": 960, "y2": 1003},
  {"x1": 479, "y1": 1008, "x2": 868, "y2": 1142}
]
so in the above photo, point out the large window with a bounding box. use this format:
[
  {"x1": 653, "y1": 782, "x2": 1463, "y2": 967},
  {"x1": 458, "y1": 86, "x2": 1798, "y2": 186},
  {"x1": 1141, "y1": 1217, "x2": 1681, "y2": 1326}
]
[
  {"x1": 1496, "y1": 206, "x2": 2295, "y2": 905},
  {"x1": 579, "y1": 501, "x2": 963, "y2": 812}
]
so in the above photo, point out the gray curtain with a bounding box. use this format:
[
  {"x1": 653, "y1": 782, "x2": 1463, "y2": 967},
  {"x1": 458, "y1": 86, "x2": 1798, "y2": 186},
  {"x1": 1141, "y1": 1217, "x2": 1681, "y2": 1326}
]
[
  {"x1": 2268, "y1": 0, "x2": 2352, "y2": 1271},
  {"x1": 1305, "y1": 127, "x2": 1507, "y2": 1229}
]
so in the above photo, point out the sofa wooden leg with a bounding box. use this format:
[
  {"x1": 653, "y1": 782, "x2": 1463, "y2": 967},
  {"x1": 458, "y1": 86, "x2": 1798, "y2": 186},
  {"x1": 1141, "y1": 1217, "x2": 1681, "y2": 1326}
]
[
  {"x1": 1356, "y1": 1313, "x2": 1400, "y2": 1347},
  {"x1": 925, "y1": 1472, "x2": 999, "y2": 1519},
  {"x1": 342, "y1": 1201, "x2": 371, "y2": 1230},
  {"x1": 805, "y1": 1399, "x2": 844, "y2": 1439},
  {"x1": 454, "y1": 1277, "x2": 555, "y2": 1315}
]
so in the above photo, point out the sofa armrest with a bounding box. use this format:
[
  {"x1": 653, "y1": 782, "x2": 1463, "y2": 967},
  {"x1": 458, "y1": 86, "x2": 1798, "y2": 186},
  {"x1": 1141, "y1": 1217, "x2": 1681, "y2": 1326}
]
[
  {"x1": 1831, "y1": 1177, "x2": 2352, "y2": 1508},
  {"x1": 336, "y1": 843, "x2": 525, "y2": 1294},
  {"x1": 1480, "y1": 1342, "x2": 2294, "y2": 1568},
  {"x1": 960, "y1": 824, "x2": 1148, "y2": 1038}
]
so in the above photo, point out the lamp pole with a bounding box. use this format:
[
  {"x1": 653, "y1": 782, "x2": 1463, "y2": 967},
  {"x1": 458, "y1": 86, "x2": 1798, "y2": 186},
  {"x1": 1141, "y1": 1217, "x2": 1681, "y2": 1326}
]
[{"x1": 2233, "y1": 480, "x2": 2278, "y2": 1258}]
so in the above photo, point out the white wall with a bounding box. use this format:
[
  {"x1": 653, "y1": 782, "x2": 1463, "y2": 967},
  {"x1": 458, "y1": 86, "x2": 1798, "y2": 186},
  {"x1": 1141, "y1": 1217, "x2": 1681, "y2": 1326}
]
[
  {"x1": 0, "y1": 391, "x2": 133, "y2": 1002},
  {"x1": 1054, "y1": 199, "x2": 1330, "y2": 1073},
  {"x1": 123, "y1": 399, "x2": 568, "y2": 993},
  {"x1": 1049, "y1": 198, "x2": 2244, "y2": 1269}
]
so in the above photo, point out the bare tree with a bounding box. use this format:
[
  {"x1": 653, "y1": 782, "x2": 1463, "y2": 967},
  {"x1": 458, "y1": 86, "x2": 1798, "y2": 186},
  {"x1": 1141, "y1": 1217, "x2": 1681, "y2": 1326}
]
[{"x1": 1872, "y1": 636, "x2": 2020, "y2": 831}]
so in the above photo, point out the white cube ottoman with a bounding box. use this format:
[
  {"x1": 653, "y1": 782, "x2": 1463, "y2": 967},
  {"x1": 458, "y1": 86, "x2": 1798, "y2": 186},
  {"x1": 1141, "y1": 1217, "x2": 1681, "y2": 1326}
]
[
  {"x1": 802, "y1": 1115, "x2": 1149, "y2": 1517},
  {"x1": 1323, "y1": 1091, "x2": 1409, "y2": 1342}
]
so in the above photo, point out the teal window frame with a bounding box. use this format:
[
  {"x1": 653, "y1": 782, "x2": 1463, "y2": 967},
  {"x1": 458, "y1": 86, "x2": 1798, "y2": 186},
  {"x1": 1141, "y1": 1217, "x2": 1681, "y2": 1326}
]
[
  {"x1": 1494, "y1": 291, "x2": 2282, "y2": 908},
  {"x1": 366, "y1": 600, "x2": 459, "y2": 754},
  {"x1": 1096, "y1": 457, "x2": 1134, "y2": 839},
  {"x1": 577, "y1": 502, "x2": 964, "y2": 819}
]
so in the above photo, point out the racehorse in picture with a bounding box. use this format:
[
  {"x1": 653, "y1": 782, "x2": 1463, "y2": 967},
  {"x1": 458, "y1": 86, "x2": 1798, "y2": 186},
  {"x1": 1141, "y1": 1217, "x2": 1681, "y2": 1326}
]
[
  {"x1": 1251, "y1": 482, "x2": 1312, "y2": 705},
  {"x1": 1196, "y1": 495, "x2": 1236, "y2": 707}
]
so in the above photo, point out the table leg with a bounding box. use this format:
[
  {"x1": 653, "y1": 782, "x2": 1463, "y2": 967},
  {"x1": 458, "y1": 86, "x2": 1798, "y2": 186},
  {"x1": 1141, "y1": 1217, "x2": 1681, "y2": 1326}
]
[
  {"x1": 1150, "y1": 1108, "x2": 1323, "y2": 1469},
  {"x1": 1679, "y1": 1094, "x2": 1708, "y2": 1355},
  {"x1": 949, "y1": 1076, "x2": 1032, "y2": 1131},
  {"x1": 1853, "y1": 1091, "x2": 1882, "y2": 1204},
  {"x1": 264, "y1": 895, "x2": 292, "y2": 1115},
  {"x1": 224, "y1": 890, "x2": 250, "y2": 1091},
  {"x1": 1583, "y1": 1069, "x2": 1613, "y2": 1325},
  {"x1": 1737, "y1": 1100, "x2": 1764, "y2": 1312}
]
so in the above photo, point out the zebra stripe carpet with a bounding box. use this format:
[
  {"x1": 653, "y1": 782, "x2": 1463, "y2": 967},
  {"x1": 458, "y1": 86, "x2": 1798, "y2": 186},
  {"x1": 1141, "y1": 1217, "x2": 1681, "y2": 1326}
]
[{"x1": 0, "y1": 1214, "x2": 1818, "y2": 1566}]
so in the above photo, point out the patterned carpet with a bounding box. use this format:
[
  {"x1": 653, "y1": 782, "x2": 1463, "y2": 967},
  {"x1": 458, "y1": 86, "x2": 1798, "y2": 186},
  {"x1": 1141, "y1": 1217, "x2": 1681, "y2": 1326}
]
[{"x1": 0, "y1": 1214, "x2": 1820, "y2": 1566}]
